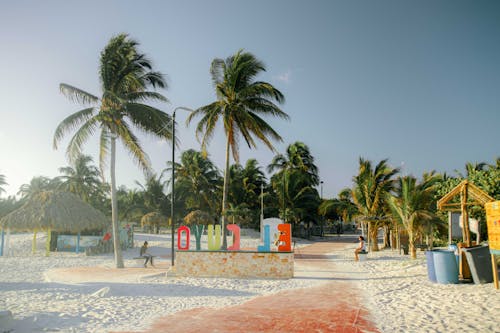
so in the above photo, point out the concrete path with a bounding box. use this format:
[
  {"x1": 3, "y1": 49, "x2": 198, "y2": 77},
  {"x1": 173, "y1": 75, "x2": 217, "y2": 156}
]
[{"x1": 116, "y1": 237, "x2": 379, "y2": 333}]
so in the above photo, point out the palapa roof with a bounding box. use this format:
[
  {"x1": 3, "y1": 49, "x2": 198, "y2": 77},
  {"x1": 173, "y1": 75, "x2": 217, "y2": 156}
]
[
  {"x1": 183, "y1": 210, "x2": 212, "y2": 225},
  {"x1": 141, "y1": 211, "x2": 167, "y2": 227},
  {"x1": 437, "y1": 180, "x2": 495, "y2": 211},
  {"x1": 0, "y1": 191, "x2": 109, "y2": 232}
]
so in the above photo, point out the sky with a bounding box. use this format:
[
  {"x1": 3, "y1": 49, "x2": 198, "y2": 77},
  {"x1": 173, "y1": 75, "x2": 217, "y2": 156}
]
[{"x1": 0, "y1": 0, "x2": 499, "y2": 199}]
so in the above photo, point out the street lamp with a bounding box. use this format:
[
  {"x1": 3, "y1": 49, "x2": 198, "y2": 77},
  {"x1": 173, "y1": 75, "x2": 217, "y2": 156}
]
[
  {"x1": 320, "y1": 180, "x2": 324, "y2": 237},
  {"x1": 170, "y1": 106, "x2": 193, "y2": 267}
]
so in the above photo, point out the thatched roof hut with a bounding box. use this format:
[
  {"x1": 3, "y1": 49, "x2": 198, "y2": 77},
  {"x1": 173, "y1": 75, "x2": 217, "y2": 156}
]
[
  {"x1": 183, "y1": 210, "x2": 212, "y2": 225},
  {"x1": 0, "y1": 191, "x2": 108, "y2": 233}
]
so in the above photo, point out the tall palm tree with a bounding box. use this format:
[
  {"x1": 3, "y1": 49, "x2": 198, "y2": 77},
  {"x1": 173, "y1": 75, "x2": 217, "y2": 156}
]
[
  {"x1": 0, "y1": 174, "x2": 7, "y2": 196},
  {"x1": 57, "y1": 154, "x2": 102, "y2": 204},
  {"x1": 187, "y1": 50, "x2": 288, "y2": 248},
  {"x1": 268, "y1": 142, "x2": 319, "y2": 222},
  {"x1": 387, "y1": 174, "x2": 440, "y2": 259},
  {"x1": 53, "y1": 34, "x2": 171, "y2": 268},
  {"x1": 268, "y1": 142, "x2": 319, "y2": 186},
  {"x1": 352, "y1": 158, "x2": 399, "y2": 251}
]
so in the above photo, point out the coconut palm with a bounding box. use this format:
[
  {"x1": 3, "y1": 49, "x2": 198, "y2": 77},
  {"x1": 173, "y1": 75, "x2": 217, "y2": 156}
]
[
  {"x1": 135, "y1": 173, "x2": 168, "y2": 233},
  {"x1": 319, "y1": 188, "x2": 358, "y2": 223},
  {"x1": 268, "y1": 142, "x2": 320, "y2": 222},
  {"x1": 168, "y1": 149, "x2": 221, "y2": 218},
  {"x1": 268, "y1": 142, "x2": 319, "y2": 186},
  {"x1": 0, "y1": 174, "x2": 7, "y2": 196},
  {"x1": 271, "y1": 169, "x2": 319, "y2": 226},
  {"x1": 187, "y1": 50, "x2": 288, "y2": 248},
  {"x1": 57, "y1": 154, "x2": 102, "y2": 204},
  {"x1": 18, "y1": 176, "x2": 59, "y2": 200},
  {"x1": 352, "y1": 158, "x2": 399, "y2": 251},
  {"x1": 228, "y1": 159, "x2": 266, "y2": 227},
  {"x1": 387, "y1": 174, "x2": 440, "y2": 259},
  {"x1": 53, "y1": 34, "x2": 171, "y2": 268}
]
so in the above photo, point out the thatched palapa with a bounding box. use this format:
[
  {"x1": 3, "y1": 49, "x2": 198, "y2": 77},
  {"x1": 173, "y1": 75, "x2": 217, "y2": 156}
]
[{"x1": 0, "y1": 191, "x2": 108, "y2": 232}]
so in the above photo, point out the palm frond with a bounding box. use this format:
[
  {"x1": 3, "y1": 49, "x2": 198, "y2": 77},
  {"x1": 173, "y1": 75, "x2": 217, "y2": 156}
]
[
  {"x1": 60, "y1": 84, "x2": 99, "y2": 105},
  {"x1": 64, "y1": 116, "x2": 99, "y2": 163},
  {"x1": 53, "y1": 107, "x2": 96, "y2": 149}
]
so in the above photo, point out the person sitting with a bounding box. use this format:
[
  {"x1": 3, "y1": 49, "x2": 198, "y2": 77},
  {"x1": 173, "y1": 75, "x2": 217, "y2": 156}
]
[
  {"x1": 354, "y1": 236, "x2": 367, "y2": 261},
  {"x1": 140, "y1": 241, "x2": 154, "y2": 267}
]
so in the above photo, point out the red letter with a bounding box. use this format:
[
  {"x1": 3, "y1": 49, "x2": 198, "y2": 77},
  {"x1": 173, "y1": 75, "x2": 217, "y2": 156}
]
[
  {"x1": 227, "y1": 224, "x2": 241, "y2": 251},
  {"x1": 177, "y1": 226, "x2": 190, "y2": 250}
]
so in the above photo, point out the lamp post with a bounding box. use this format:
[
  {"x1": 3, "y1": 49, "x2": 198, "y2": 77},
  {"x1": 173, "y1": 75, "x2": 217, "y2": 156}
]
[
  {"x1": 170, "y1": 106, "x2": 193, "y2": 267},
  {"x1": 260, "y1": 183, "x2": 264, "y2": 241},
  {"x1": 320, "y1": 180, "x2": 324, "y2": 237}
]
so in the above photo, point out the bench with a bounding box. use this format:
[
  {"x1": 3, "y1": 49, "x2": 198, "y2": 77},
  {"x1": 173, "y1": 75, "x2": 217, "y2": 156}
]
[
  {"x1": 358, "y1": 251, "x2": 368, "y2": 261},
  {"x1": 415, "y1": 244, "x2": 429, "y2": 251}
]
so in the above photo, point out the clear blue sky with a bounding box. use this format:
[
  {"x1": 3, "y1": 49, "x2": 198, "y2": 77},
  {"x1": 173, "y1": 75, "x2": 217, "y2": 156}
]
[{"x1": 1, "y1": 0, "x2": 499, "y2": 198}]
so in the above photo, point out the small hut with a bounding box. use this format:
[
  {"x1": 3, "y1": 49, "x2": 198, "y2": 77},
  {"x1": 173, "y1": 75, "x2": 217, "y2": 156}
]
[
  {"x1": 0, "y1": 191, "x2": 108, "y2": 255},
  {"x1": 437, "y1": 180, "x2": 494, "y2": 280},
  {"x1": 141, "y1": 211, "x2": 167, "y2": 234}
]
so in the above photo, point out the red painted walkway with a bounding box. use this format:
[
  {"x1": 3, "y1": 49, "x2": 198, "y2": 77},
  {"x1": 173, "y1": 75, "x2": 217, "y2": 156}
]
[{"x1": 116, "y1": 239, "x2": 379, "y2": 333}]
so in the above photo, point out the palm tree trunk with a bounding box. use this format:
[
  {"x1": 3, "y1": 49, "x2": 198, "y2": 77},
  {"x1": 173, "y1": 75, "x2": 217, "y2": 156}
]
[
  {"x1": 220, "y1": 135, "x2": 231, "y2": 250},
  {"x1": 369, "y1": 222, "x2": 379, "y2": 251},
  {"x1": 110, "y1": 136, "x2": 124, "y2": 268},
  {"x1": 409, "y1": 231, "x2": 417, "y2": 259}
]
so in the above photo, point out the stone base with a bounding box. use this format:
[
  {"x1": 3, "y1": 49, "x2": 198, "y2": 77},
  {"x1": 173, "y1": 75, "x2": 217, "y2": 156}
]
[
  {"x1": 0, "y1": 310, "x2": 12, "y2": 327},
  {"x1": 174, "y1": 250, "x2": 294, "y2": 279}
]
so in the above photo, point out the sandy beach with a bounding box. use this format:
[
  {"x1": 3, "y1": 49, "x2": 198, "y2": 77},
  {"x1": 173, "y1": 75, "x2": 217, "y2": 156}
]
[{"x1": 1, "y1": 231, "x2": 499, "y2": 332}]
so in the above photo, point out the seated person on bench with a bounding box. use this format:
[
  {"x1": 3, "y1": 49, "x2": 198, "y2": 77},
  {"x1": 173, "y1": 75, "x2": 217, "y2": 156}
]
[
  {"x1": 140, "y1": 241, "x2": 154, "y2": 267},
  {"x1": 354, "y1": 236, "x2": 367, "y2": 261}
]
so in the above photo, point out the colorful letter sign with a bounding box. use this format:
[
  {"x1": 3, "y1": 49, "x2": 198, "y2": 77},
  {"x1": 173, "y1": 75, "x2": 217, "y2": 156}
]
[
  {"x1": 176, "y1": 223, "x2": 291, "y2": 252},
  {"x1": 177, "y1": 225, "x2": 190, "y2": 250},
  {"x1": 207, "y1": 225, "x2": 221, "y2": 250},
  {"x1": 277, "y1": 223, "x2": 292, "y2": 252},
  {"x1": 227, "y1": 224, "x2": 241, "y2": 251}
]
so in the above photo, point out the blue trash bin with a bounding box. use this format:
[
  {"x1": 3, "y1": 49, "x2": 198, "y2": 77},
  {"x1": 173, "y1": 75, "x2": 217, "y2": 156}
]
[
  {"x1": 425, "y1": 251, "x2": 437, "y2": 282},
  {"x1": 433, "y1": 250, "x2": 459, "y2": 284}
]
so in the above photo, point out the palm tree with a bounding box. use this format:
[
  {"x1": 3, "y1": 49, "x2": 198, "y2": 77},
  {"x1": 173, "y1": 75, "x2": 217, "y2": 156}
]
[
  {"x1": 228, "y1": 159, "x2": 266, "y2": 220},
  {"x1": 352, "y1": 158, "x2": 399, "y2": 251},
  {"x1": 387, "y1": 174, "x2": 440, "y2": 259},
  {"x1": 0, "y1": 174, "x2": 7, "y2": 196},
  {"x1": 18, "y1": 176, "x2": 59, "y2": 200},
  {"x1": 271, "y1": 169, "x2": 319, "y2": 229},
  {"x1": 167, "y1": 149, "x2": 221, "y2": 218},
  {"x1": 187, "y1": 50, "x2": 288, "y2": 249},
  {"x1": 319, "y1": 188, "x2": 358, "y2": 223},
  {"x1": 268, "y1": 142, "x2": 319, "y2": 223},
  {"x1": 268, "y1": 142, "x2": 319, "y2": 186},
  {"x1": 53, "y1": 34, "x2": 171, "y2": 268},
  {"x1": 135, "y1": 173, "x2": 168, "y2": 233},
  {"x1": 57, "y1": 154, "x2": 102, "y2": 204}
]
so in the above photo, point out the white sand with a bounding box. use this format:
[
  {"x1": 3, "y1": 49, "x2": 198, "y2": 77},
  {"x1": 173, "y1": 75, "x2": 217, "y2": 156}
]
[
  {"x1": 331, "y1": 246, "x2": 500, "y2": 333},
  {"x1": 1, "y1": 232, "x2": 499, "y2": 333},
  {"x1": 0, "y1": 231, "x2": 318, "y2": 332}
]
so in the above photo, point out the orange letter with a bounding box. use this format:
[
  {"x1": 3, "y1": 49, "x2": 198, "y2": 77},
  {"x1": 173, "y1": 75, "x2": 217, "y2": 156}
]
[
  {"x1": 277, "y1": 224, "x2": 291, "y2": 252},
  {"x1": 227, "y1": 224, "x2": 241, "y2": 251},
  {"x1": 177, "y1": 226, "x2": 190, "y2": 250}
]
